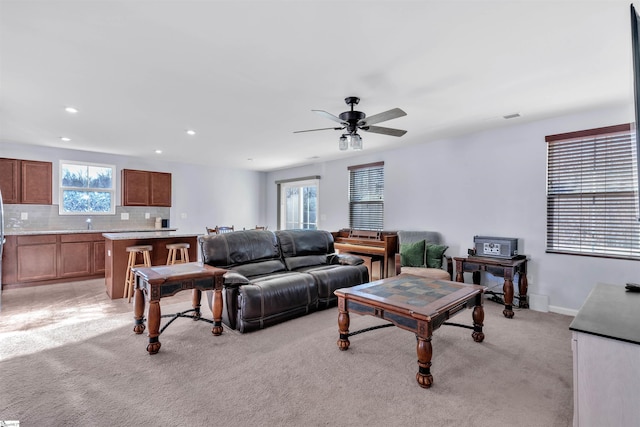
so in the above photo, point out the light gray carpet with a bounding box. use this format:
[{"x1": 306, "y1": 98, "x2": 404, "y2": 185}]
[{"x1": 0, "y1": 296, "x2": 573, "y2": 426}]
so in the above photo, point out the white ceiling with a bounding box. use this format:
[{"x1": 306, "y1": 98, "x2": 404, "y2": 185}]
[{"x1": 0, "y1": 0, "x2": 635, "y2": 171}]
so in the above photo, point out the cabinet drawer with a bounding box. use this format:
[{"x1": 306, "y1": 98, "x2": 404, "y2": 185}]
[{"x1": 17, "y1": 234, "x2": 57, "y2": 245}]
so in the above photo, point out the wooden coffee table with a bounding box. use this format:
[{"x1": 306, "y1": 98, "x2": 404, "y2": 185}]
[
  {"x1": 335, "y1": 274, "x2": 486, "y2": 388},
  {"x1": 132, "y1": 262, "x2": 226, "y2": 354}
]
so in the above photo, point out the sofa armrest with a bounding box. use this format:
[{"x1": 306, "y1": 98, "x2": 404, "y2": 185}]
[
  {"x1": 445, "y1": 256, "x2": 453, "y2": 280},
  {"x1": 328, "y1": 253, "x2": 365, "y2": 266},
  {"x1": 223, "y1": 271, "x2": 250, "y2": 288}
]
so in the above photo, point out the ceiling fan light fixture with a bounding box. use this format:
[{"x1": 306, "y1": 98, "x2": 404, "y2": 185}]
[
  {"x1": 350, "y1": 133, "x2": 363, "y2": 150},
  {"x1": 338, "y1": 134, "x2": 349, "y2": 151}
]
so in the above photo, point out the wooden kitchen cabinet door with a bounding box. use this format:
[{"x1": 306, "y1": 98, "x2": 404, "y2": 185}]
[
  {"x1": 122, "y1": 169, "x2": 150, "y2": 206},
  {"x1": 150, "y1": 171, "x2": 171, "y2": 206},
  {"x1": 20, "y1": 160, "x2": 52, "y2": 204},
  {"x1": 0, "y1": 158, "x2": 20, "y2": 203}
]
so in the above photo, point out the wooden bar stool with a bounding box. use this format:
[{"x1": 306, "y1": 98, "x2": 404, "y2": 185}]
[
  {"x1": 124, "y1": 245, "x2": 152, "y2": 303},
  {"x1": 166, "y1": 242, "x2": 190, "y2": 265}
]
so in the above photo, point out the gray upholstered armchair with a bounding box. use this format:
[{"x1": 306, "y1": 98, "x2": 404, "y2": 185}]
[{"x1": 394, "y1": 230, "x2": 453, "y2": 280}]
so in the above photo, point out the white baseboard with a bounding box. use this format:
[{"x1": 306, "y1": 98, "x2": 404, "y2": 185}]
[{"x1": 549, "y1": 305, "x2": 578, "y2": 317}]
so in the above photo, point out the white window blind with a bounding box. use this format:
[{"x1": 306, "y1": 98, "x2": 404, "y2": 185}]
[
  {"x1": 546, "y1": 123, "x2": 640, "y2": 259},
  {"x1": 348, "y1": 162, "x2": 384, "y2": 230}
]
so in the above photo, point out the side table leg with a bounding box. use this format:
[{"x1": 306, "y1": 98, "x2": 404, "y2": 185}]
[
  {"x1": 519, "y1": 274, "x2": 530, "y2": 308},
  {"x1": 133, "y1": 287, "x2": 146, "y2": 334},
  {"x1": 416, "y1": 336, "x2": 433, "y2": 388},
  {"x1": 146, "y1": 301, "x2": 161, "y2": 354},
  {"x1": 337, "y1": 298, "x2": 350, "y2": 351},
  {"x1": 503, "y1": 279, "x2": 514, "y2": 318},
  {"x1": 211, "y1": 287, "x2": 224, "y2": 336},
  {"x1": 472, "y1": 296, "x2": 485, "y2": 342},
  {"x1": 192, "y1": 289, "x2": 202, "y2": 320}
]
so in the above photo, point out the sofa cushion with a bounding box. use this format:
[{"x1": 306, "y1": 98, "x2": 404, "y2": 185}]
[
  {"x1": 232, "y1": 260, "x2": 287, "y2": 278},
  {"x1": 400, "y1": 267, "x2": 451, "y2": 281},
  {"x1": 200, "y1": 229, "x2": 281, "y2": 267},
  {"x1": 400, "y1": 239, "x2": 426, "y2": 267},
  {"x1": 236, "y1": 271, "x2": 318, "y2": 332},
  {"x1": 296, "y1": 264, "x2": 369, "y2": 307},
  {"x1": 276, "y1": 229, "x2": 335, "y2": 258},
  {"x1": 426, "y1": 243, "x2": 448, "y2": 269},
  {"x1": 285, "y1": 254, "x2": 328, "y2": 271}
]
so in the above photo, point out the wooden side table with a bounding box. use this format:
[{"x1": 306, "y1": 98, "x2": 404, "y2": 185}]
[
  {"x1": 132, "y1": 262, "x2": 226, "y2": 354},
  {"x1": 454, "y1": 255, "x2": 528, "y2": 318}
]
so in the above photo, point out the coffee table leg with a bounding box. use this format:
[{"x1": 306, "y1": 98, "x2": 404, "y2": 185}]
[
  {"x1": 191, "y1": 289, "x2": 202, "y2": 320},
  {"x1": 211, "y1": 287, "x2": 224, "y2": 336},
  {"x1": 337, "y1": 298, "x2": 350, "y2": 351},
  {"x1": 416, "y1": 336, "x2": 433, "y2": 388},
  {"x1": 133, "y1": 287, "x2": 146, "y2": 334},
  {"x1": 502, "y1": 279, "x2": 514, "y2": 318},
  {"x1": 146, "y1": 301, "x2": 161, "y2": 354},
  {"x1": 472, "y1": 297, "x2": 485, "y2": 342}
]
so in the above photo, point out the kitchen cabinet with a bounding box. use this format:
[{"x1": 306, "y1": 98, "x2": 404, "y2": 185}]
[
  {"x1": 1, "y1": 233, "x2": 106, "y2": 288},
  {"x1": 16, "y1": 235, "x2": 57, "y2": 282},
  {"x1": 0, "y1": 157, "x2": 52, "y2": 204},
  {"x1": 122, "y1": 169, "x2": 171, "y2": 207},
  {"x1": 0, "y1": 158, "x2": 20, "y2": 203}
]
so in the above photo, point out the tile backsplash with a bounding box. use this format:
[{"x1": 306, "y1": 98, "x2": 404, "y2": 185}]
[{"x1": 3, "y1": 204, "x2": 170, "y2": 232}]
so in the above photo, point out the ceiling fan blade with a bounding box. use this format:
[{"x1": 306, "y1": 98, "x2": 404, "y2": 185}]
[
  {"x1": 361, "y1": 125, "x2": 407, "y2": 137},
  {"x1": 312, "y1": 110, "x2": 347, "y2": 125},
  {"x1": 358, "y1": 108, "x2": 407, "y2": 126},
  {"x1": 293, "y1": 126, "x2": 344, "y2": 134}
]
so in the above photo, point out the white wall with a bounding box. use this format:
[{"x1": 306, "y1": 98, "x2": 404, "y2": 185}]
[
  {"x1": 265, "y1": 104, "x2": 640, "y2": 313},
  {"x1": 0, "y1": 142, "x2": 265, "y2": 234}
]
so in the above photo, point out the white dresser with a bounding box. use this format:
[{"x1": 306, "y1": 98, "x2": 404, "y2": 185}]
[{"x1": 570, "y1": 284, "x2": 640, "y2": 427}]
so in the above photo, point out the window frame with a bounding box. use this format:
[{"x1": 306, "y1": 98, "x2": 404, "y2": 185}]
[
  {"x1": 276, "y1": 176, "x2": 320, "y2": 230},
  {"x1": 348, "y1": 161, "x2": 384, "y2": 231},
  {"x1": 545, "y1": 123, "x2": 640, "y2": 260},
  {"x1": 58, "y1": 160, "x2": 117, "y2": 215}
]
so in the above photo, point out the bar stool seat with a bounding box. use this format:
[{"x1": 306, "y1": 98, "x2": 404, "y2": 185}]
[
  {"x1": 166, "y1": 242, "x2": 190, "y2": 265},
  {"x1": 124, "y1": 245, "x2": 152, "y2": 303}
]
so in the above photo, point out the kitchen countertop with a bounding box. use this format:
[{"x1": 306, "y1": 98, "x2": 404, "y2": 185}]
[
  {"x1": 5, "y1": 228, "x2": 178, "y2": 236},
  {"x1": 102, "y1": 230, "x2": 202, "y2": 240},
  {"x1": 569, "y1": 283, "x2": 640, "y2": 345}
]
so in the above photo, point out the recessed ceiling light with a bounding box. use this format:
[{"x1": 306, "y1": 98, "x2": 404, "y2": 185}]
[
  {"x1": 186, "y1": 129, "x2": 196, "y2": 135},
  {"x1": 65, "y1": 107, "x2": 78, "y2": 114},
  {"x1": 60, "y1": 137, "x2": 71, "y2": 142},
  {"x1": 155, "y1": 150, "x2": 163, "y2": 154}
]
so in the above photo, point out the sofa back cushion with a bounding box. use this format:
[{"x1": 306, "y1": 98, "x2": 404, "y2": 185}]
[
  {"x1": 200, "y1": 230, "x2": 284, "y2": 270},
  {"x1": 276, "y1": 230, "x2": 335, "y2": 270}
]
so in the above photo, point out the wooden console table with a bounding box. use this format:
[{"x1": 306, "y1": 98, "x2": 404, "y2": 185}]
[
  {"x1": 132, "y1": 262, "x2": 226, "y2": 354},
  {"x1": 454, "y1": 255, "x2": 528, "y2": 318}
]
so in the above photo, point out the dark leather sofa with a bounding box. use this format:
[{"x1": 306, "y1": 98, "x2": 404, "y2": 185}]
[{"x1": 199, "y1": 229, "x2": 369, "y2": 333}]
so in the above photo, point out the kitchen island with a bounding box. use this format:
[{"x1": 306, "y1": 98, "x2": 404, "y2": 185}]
[{"x1": 103, "y1": 231, "x2": 201, "y2": 299}]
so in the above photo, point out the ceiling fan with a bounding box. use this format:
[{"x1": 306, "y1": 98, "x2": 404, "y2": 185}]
[{"x1": 294, "y1": 97, "x2": 407, "y2": 151}]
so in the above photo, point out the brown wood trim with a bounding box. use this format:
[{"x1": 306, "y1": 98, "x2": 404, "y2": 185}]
[
  {"x1": 545, "y1": 123, "x2": 632, "y2": 142},
  {"x1": 347, "y1": 161, "x2": 384, "y2": 171}
]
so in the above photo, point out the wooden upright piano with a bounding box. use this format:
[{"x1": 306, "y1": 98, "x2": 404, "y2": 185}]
[{"x1": 331, "y1": 229, "x2": 398, "y2": 279}]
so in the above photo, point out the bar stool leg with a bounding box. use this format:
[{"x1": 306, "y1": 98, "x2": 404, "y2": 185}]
[{"x1": 124, "y1": 251, "x2": 136, "y2": 299}]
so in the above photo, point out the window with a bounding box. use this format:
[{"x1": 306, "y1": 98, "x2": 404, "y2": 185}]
[
  {"x1": 277, "y1": 176, "x2": 319, "y2": 230},
  {"x1": 59, "y1": 161, "x2": 116, "y2": 215},
  {"x1": 349, "y1": 162, "x2": 384, "y2": 230},
  {"x1": 546, "y1": 124, "x2": 640, "y2": 259}
]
